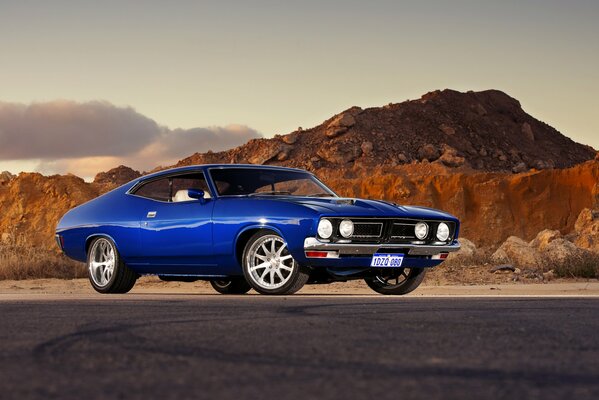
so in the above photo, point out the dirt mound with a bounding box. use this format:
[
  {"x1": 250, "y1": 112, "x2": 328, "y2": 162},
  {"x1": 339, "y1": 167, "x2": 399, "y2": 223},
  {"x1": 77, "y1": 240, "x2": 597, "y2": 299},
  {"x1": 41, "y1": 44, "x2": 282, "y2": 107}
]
[{"x1": 175, "y1": 89, "x2": 595, "y2": 173}]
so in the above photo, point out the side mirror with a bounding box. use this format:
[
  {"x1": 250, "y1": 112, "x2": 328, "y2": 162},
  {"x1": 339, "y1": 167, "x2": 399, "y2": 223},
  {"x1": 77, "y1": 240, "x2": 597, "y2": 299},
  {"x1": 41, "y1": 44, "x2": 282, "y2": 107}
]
[{"x1": 187, "y1": 189, "x2": 206, "y2": 201}]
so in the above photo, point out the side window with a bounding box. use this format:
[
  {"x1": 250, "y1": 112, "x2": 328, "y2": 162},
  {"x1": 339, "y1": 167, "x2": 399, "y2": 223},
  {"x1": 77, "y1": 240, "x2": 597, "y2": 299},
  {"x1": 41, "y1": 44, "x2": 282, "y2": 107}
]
[
  {"x1": 133, "y1": 172, "x2": 211, "y2": 202},
  {"x1": 171, "y1": 173, "x2": 211, "y2": 202},
  {"x1": 133, "y1": 178, "x2": 170, "y2": 202}
]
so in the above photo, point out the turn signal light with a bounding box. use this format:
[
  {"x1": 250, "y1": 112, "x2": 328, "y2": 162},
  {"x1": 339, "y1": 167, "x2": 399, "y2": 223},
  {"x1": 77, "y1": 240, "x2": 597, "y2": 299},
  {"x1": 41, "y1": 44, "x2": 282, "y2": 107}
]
[
  {"x1": 305, "y1": 251, "x2": 339, "y2": 258},
  {"x1": 432, "y1": 252, "x2": 449, "y2": 260}
]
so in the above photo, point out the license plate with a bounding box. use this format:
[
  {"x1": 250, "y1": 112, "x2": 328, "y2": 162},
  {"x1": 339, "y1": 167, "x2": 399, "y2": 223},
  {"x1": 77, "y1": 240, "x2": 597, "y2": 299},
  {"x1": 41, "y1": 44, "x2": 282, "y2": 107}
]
[{"x1": 370, "y1": 253, "x2": 404, "y2": 268}]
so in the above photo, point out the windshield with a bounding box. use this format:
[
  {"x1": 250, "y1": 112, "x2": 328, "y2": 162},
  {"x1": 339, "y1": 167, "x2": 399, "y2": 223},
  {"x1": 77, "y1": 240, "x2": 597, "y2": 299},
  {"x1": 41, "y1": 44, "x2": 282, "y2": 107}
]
[{"x1": 209, "y1": 168, "x2": 338, "y2": 197}]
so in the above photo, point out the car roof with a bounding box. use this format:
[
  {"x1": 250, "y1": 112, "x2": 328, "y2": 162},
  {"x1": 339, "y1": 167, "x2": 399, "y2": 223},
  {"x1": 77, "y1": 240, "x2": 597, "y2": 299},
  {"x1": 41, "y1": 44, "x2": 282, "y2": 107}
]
[{"x1": 136, "y1": 164, "x2": 311, "y2": 183}]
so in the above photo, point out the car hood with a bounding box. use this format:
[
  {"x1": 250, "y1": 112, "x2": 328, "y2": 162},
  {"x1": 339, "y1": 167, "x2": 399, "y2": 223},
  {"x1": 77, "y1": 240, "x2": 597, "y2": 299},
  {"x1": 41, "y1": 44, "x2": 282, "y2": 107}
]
[{"x1": 278, "y1": 197, "x2": 458, "y2": 221}]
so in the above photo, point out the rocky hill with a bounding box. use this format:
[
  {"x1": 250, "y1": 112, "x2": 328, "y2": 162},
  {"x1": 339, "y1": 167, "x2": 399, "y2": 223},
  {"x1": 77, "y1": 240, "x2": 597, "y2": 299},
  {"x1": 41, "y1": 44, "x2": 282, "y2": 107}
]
[
  {"x1": 93, "y1": 165, "x2": 141, "y2": 186},
  {"x1": 0, "y1": 173, "x2": 102, "y2": 248},
  {"x1": 174, "y1": 89, "x2": 595, "y2": 173},
  {"x1": 1, "y1": 88, "x2": 598, "y2": 263}
]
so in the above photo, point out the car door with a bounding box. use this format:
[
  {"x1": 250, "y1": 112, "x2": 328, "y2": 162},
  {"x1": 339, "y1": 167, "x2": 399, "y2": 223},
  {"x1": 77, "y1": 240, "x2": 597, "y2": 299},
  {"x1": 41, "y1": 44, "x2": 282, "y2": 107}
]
[{"x1": 134, "y1": 172, "x2": 216, "y2": 274}]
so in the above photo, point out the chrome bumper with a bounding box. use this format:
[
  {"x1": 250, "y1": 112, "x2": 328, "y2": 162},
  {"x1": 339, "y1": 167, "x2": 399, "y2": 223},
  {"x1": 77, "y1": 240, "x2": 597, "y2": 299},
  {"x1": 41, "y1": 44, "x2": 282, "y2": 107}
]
[{"x1": 303, "y1": 237, "x2": 461, "y2": 256}]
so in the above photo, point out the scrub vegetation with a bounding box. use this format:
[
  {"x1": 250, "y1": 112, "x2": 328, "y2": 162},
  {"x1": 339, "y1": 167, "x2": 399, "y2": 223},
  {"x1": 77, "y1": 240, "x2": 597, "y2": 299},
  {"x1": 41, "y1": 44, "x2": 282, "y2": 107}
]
[
  {"x1": 0, "y1": 236, "x2": 84, "y2": 280},
  {"x1": 547, "y1": 252, "x2": 599, "y2": 279}
]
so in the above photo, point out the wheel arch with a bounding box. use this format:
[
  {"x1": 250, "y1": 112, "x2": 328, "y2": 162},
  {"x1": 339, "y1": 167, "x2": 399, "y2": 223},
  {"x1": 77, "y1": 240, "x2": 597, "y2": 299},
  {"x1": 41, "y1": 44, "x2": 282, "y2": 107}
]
[
  {"x1": 85, "y1": 233, "x2": 122, "y2": 257},
  {"x1": 234, "y1": 225, "x2": 284, "y2": 267}
]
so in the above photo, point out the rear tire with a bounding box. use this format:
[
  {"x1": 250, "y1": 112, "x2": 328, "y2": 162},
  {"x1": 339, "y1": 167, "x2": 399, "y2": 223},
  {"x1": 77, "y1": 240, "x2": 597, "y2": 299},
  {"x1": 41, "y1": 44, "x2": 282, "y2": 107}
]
[
  {"x1": 87, "y1": 237, "x2": 137, "y2": 294},
  {"x1": 365, "y1": 267, "x2": 426, "y2": 295},
  {"x1": 242, "y1": 231, "x2": 309, "y2": 295},
  {"x1": 210, "y1": 278, "x2": 252, "y2": 294}
]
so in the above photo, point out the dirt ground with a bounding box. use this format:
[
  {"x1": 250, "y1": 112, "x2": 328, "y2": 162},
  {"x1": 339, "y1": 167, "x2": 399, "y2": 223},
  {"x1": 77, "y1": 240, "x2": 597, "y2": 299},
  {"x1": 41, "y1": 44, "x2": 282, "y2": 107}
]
[{"x1": 1, "y1": 273, "x2": 598, "y2": 297}]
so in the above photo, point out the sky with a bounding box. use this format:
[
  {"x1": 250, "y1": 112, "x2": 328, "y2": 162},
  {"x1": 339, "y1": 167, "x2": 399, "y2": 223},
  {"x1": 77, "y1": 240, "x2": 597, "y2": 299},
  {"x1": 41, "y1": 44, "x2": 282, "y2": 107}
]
[{"x1": 1, "y1": 0, "x2": 598, "y2": 179}]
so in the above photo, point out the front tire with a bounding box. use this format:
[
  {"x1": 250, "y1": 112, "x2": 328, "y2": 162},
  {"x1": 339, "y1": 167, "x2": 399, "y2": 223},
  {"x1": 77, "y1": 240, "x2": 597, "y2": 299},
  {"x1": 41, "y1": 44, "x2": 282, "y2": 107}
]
[
  {"x1": 242, "y1": 231, "x2": 309, "y2": 295},
  {"x1": 87, "y1": 237, "x2": 137, "y2": 294},
  {"x1": 365, "y1": 267, "x2": 426, "y2": 295},
  {"x1": 210, "y1": 278, "x2": 252, "y2": 294}
]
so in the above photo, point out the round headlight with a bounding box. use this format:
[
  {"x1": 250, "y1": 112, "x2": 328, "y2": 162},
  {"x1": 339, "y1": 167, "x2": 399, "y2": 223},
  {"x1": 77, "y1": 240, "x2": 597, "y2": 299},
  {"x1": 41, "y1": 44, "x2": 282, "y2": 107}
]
[
  {"x1": 317, "y1": 219, "x2": 333, "y2": 239},
  {"x1": 414, "y1": 222, "x2": 429, "y2": 240},
  {"x1": 437, "y1": 222, "x2": 450, "y2": 241},
  {"x1": 339, "y1": 219, "x2": 354, "y2": 238}
]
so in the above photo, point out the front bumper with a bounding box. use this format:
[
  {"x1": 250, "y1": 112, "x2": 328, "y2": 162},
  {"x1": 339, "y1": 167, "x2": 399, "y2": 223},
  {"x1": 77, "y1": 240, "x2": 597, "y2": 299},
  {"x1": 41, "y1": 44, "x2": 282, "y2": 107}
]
[{"x1": 303, "y1": 237, "x2": 461, "y2": 256}]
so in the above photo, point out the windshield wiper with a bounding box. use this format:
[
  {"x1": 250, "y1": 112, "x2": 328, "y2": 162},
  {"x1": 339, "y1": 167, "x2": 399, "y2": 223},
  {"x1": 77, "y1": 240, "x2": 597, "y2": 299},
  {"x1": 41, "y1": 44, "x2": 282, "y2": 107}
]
[{"x1": 247, "y1": 191, "x2": 292, "y2": 197}]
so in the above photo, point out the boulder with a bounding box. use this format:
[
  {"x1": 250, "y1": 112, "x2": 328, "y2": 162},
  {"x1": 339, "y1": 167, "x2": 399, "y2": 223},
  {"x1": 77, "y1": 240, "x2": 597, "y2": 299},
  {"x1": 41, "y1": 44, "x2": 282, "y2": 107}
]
[
  {"x1": 542, "y1": 238, "x2": 584, "y2": 263},
  {"x1": 248, "y1": 143, "x2": 288, "y2": 165},
  {"x1": 276, "y1": 149, "x2": 290, "y2": 161},
  {"x1": 418, "y1": 144, "x2": 440, "y2": 162},
  {"x1": 495, "y1": 150, "x2": 509, "y2": 161},
  {"x1": 325, "y1": 112, "x2": 356, "y2": 138},
  {"x1": 317, "y1": 142, "x2": 362, "y2": 164},
  {"x1": 447, "y1": 238, "x2": 476, "y2": 261},
  {"x1": 491, "y1": 236, "x2": 542, "y2": 268},
  {"x1": 573, "y1": 208, "x2": 599, "y2": 253},
  {"x1": 361, "y1": 141, "x2": 374, "y2": 155},
  {"x1": 438, "y1": 124, "x2": 456, "y2": 135},
  {"x1": 458, "y1": 238, "x2": 476, "y2": 257},
  {"x1": 529, "y1": 229, "x2": 562, "y2": 251},
  {"x1": 512, "y1": 162, "x2": 528, "y2": 174},
  {"x1": 438, "y1": 145, "x2": 466, "y2": 167},
  {"x1": 281, "y1": 132, "x2": 298, "y2": 145},
  {"x1": 533, "y1": 159, "x2": 554, "y2": 170},
  {"x1": 397, "y1": 153, "x2": 409, "y2": 163}
]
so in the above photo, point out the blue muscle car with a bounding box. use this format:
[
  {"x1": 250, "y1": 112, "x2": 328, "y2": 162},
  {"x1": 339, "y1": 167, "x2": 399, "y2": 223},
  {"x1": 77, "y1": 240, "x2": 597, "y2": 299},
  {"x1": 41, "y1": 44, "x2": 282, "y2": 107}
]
[{"x1": 56, "y1": 165, "x2": 461, "y2": 295}]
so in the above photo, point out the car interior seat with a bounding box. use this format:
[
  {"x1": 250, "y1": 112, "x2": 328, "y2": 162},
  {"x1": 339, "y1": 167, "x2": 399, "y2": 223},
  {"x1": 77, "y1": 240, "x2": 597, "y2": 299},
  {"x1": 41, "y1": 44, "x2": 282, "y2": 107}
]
[{"x1": 173, "y1": 188, "x2": 211, "y2": 202}]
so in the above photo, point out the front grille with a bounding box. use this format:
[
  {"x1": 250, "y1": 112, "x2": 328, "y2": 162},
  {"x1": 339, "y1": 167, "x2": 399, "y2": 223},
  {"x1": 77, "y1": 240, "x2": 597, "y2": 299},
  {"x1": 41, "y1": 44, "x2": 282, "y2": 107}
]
[
  {"x1": 352, "y1": 222, "x2": 383, "y2": 238},
  {"x1": 327, "y1": 218, "x2": 456, "y2": 245},
  {"x1": 390, "y1": 223, "x2": 416, "y2": 240}
]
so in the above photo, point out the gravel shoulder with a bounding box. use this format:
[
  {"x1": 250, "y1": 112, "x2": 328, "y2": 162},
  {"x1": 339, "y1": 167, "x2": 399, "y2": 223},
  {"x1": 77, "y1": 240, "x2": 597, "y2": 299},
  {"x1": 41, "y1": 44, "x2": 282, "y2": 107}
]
[{"x1": 1, "y1": 276, "x2": 598, "y2": 298}]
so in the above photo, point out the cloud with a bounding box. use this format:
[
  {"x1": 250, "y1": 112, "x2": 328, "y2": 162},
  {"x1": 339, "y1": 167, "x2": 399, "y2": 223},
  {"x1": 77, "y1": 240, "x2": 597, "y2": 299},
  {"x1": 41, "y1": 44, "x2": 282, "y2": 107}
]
[
  {"x1": 0, "y1": 100, "x2": 261, "y2": 177},
  {"x1": 0, "y1": 100, "x2": 161, "y2": 159}
]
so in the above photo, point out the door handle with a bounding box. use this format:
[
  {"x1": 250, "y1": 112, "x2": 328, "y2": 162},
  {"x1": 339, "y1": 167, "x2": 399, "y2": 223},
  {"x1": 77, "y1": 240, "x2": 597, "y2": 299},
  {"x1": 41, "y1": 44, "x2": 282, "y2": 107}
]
[{"x1": 147, "y1": 211, "x2": 157, "y2": 218}]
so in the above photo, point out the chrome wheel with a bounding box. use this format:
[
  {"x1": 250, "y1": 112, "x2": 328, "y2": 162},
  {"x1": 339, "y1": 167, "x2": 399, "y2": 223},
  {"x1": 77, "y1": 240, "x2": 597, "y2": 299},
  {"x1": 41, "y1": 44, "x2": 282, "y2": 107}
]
[
  {"x1": 88, "y1": 238, "x2": 115, "y2": 287},
  {"x1": 209, "y1": 278, "x2": 252, "y2": 295},
  {"x1": 365, "y1": 267, "x2": 426, "y2": 295},
  {"x1": 373, "y1": 268, "x2": 412, "y2": 288},
  {"x1": 212, "y1": 280, "x2": 231, "y2": 289},
  {"x1": 246, "y1": 234, "x2": 295, "y2": 290}
]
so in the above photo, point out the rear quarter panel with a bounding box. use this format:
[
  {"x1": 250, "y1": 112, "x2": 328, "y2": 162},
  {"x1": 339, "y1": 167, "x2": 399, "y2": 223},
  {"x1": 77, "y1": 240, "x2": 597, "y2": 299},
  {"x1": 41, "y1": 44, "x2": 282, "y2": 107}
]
[{"x1": 56, "y1": 183, "x2": 143, "y2": 262}]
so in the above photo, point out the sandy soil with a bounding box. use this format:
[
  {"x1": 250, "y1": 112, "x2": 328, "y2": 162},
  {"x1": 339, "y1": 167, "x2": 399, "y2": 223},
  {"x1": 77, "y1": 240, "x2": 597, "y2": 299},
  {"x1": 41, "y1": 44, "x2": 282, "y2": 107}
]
[{"x1": 1, "y1": 276, "x2": 598, "y2": 297}]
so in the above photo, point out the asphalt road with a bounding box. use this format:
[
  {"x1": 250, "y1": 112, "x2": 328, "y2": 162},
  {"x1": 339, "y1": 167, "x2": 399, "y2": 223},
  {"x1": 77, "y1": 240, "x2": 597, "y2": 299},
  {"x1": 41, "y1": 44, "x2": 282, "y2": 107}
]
[{"x1": 1, "y1": 295, "x2": 598, "y2": 400}]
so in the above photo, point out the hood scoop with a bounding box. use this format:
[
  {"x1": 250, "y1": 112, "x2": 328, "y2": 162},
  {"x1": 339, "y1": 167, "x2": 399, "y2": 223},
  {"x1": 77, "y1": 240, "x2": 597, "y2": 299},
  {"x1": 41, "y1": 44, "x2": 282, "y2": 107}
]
[{"x1": 331, "y1": 198, "x2": 356, "y2": 205}]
